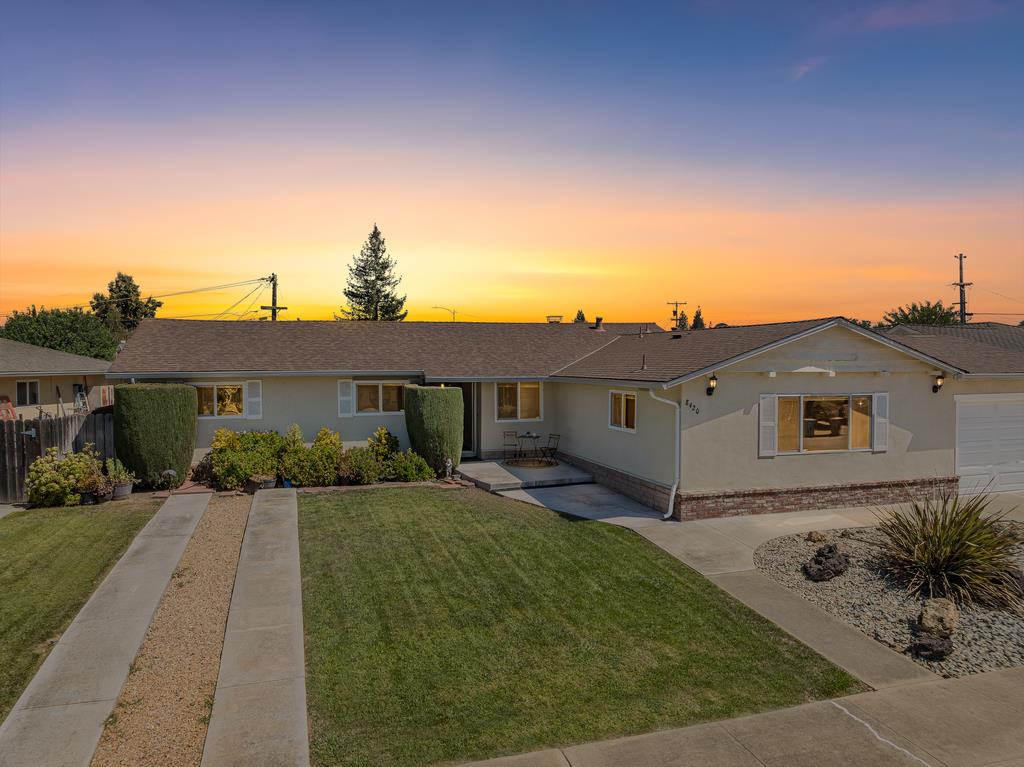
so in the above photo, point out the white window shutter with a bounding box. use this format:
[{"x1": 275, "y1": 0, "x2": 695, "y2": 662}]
[
  {"x1": 245, "y1": 380, "x2": 262, "y2": 419},
  {"x1": 338, "y1": 379, "x2": 353, "y2": 416},
  {"x1": 758, "y1": 394, "x2": 778, "y2": 457},
  {"x1": 873, "y1": 392, "x2": 889, "y2": 452}
]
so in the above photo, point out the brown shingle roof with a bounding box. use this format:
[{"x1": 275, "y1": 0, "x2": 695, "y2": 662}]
[
  {"x1": 553, "y1": 318, "x2": 840, "y2": 382},
  {"x1": 0, "y1": 338, "x2": 111, "y2": 376},
  {"x1": 109, "y1": 319, "x2": 660, "y2": 378},
  {"x1": 880, "y1": 323, "x2": 1024, "y2": 374}
]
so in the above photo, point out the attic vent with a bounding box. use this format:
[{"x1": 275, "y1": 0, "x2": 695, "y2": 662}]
[
  {"x1": 546, "y1": 315, "x2": 563, "y2": 324},
  {"x1": 672, "y1": 331, "x2": 683, "y2": 339}
]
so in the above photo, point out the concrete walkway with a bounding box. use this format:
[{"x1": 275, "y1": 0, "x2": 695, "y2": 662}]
[
  {"x1": 509, "y1": 484, "x2": 936, "y2": 689},
  {"x1": 463, "y1": 666, "x2": 1024, "y2": 767},
  {"x1": 0, "y1": 493, "x2": 211, "y2": 767},
  {"x1": 201, "y1": 488, "x2": 309, "y2": 767}
]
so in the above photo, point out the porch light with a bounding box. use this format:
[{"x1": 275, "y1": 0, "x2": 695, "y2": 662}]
[
  {"x1": 933, "y1": 374, "x2": 945, "y2": 393},
  {"x1": 706, "y1": 374, "x2": 718, "y2": 397}
]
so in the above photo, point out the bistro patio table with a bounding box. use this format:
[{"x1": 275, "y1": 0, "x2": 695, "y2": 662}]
[{"x1": 517, "y1": 432, "x2": 541, "y2": 459}]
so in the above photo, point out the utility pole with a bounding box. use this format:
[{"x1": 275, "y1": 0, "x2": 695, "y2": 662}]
[
  {"x1": 260, "y1": 273, "x2": 288, "y2": 321},
  {"x1": 952, "y1": 254, "x2": 972, "y2": 325},
  {"x1": 666, "y1": 300, "x2": 687, "y2": 330}
]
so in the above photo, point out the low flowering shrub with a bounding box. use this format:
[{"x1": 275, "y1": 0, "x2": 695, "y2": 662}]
[
  {"x1": 339, "y1": 447, "x2": 382, "y2": 485},
  {"x1": 210, "y1": 428, "x2": 284, "y2": 490},
  {"x1": 367, "y1": 426, "x2": 400, "y2": 462},
  {"x1": 279, "y1": 426, "x2": 344, "y2": 487},
  {"x1": 383, "y1": 450, "x2": 435, "y2": 482},
  {"x1": 26, "y1": 444, "x2": 105, "y2": 507}
]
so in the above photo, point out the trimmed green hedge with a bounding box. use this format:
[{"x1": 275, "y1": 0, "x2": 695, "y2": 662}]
[
  {"x1": 403, "y1": 385, "x2": 463, "y2": 474},
  {"x1": 114, "y1": 384, "x2": 196, "y2": 488}
]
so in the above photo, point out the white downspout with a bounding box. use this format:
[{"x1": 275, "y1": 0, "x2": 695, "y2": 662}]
[{"x1": 648, "y1": 388, "x2": 680, "y2": 520}]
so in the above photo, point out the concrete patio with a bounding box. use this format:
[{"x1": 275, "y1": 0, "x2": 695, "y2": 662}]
[{"x1": 458, "y1": 460, "x2": 593, "y2": 492}]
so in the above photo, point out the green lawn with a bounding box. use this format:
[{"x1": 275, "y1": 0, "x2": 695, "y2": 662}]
[
  {"x1": 0, "y1": 497, "x2": 161, "y2": 719},
  {"x1": 299, "y1": 487, "x2": 864, "y2": 767}
]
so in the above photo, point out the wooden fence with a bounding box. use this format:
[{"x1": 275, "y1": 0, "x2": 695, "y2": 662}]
[{"x1": 0, "y1": 412, "x2": 115, "y2": 504}]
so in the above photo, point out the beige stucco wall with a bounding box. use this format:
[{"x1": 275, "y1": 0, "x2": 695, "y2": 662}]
[
  {"x1": 547, "y1": 381, "x2": 677, "y2": 486},
  {"x1": 678, "y1": 326, "x2": 1024, "y2": 492},
  {"x1": 0, "y1": 374, "x2": 110, "y2": 417},
  {"x1": 178, "y1": 376, "x2": 413, "y2": 449}
]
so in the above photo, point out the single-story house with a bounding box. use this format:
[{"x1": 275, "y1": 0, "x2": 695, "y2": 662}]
[
  {"x1": 0, "y1": 338, "x2": 113, "y2": 418},
  {"x1": 108, "y1": 317, "x2": 1024, "y2": 519}
]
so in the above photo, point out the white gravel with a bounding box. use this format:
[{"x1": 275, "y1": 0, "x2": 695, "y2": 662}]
[{"x1": 753, "y1": 524, "x2": 1024, "y2": 677}]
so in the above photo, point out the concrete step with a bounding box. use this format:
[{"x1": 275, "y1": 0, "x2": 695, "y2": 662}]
[{"x1": 457, "y1": 461, "x2": 594, "y2": 493}]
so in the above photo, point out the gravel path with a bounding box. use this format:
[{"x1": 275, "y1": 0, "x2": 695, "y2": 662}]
[
  {"x1": 753, "y1": 523, "x2": 1024, "y2": 677},
  {"x1": 91, "y1": 494, "x2": 251, "y2": 767}
]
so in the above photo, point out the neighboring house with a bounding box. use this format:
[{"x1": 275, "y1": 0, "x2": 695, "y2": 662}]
[
  {"x1": 108, "y1": 317, "x2": 1024, "y2": 518},
  {"x1": 0, "y1": 338, "x2": 113, "y2": 418}
]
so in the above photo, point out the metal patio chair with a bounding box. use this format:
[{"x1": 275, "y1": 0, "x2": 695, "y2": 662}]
[
  {"x1": 503, "y1": 431, "x2": 521, "y2": 461},
  {"x1": 540, "y1": 433, "x2": 560, "y2": 461}
]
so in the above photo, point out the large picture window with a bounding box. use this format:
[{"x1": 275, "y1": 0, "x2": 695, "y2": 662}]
[
  {"x1": 355, "y1": 383, "x2": 404, "y2": 414},
  {"x1": 609, "y1": 391, "x2": 637, "y2": 432},
  {"x1": 495, "y1": 381, "x2": 542, "y2": 421},
  {"x1": 195, "y1": 383, "x2": 245, "y2": 417},
  {"x1": 776, "y1": 394, "x2": 872, "y2": 453}
]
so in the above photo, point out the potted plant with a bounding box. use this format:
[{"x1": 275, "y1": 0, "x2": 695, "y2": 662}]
[
  {"x1": 105, "y1": 458, "x2": 137, "y2": 500},
  {"x1": 244, "y1": 473, "x2": 277, "y2": 494},
  {"x1": 79, "y1": 469, "x2": 112, "y2": 504}
]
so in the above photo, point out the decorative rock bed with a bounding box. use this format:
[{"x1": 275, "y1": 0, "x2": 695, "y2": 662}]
[{"x1": 753, "y1": 523, "x2": 1024, "y2": 677}]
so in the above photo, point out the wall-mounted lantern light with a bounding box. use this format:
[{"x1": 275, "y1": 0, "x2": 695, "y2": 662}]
[
  {"x1": 706, "y1": 373, "x2": 718, "y2": 397},
  {"x1": 933, "y1": 374, "x2": 945, "y2": 394}
]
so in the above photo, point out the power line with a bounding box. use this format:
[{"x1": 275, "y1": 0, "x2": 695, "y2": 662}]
[
  {"x1": 212, "y1": 283, "x2": 267, "y2": 321},
  {"x1": 972, "y1": 285, "x2": 1024, "y2": 305}
]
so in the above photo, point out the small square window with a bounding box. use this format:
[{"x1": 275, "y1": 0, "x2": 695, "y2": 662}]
[
  {"x1": 16, "y1": 381, "x2": 40, "y2": 407},
  {"x1": 382, "y1": 384, "x2": 404, "y2": 412},
  {"x1": 357, "y1": 384, "x2": 380, "y2": 413},
  {"x1": 609, "y1": 391, "x2": 636, "y2": 432}
]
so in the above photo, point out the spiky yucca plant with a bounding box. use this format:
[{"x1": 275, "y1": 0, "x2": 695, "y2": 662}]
[{"x1": 875, "y1": 491, "x2": 1023, "y2": 609}]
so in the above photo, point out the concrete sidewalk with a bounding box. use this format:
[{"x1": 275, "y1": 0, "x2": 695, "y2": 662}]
[
  {"x1": 463, "y1": 667, "x2": 1024, "y2": 767},
  {"x1": 0, "y1": 493, "x2": 211, "y2": 767},
  {"x1": 510, "y1": 484, "x2": 936, "y2": 689},
  {"x1": 201, "y1": 488, "x2": 309, "y2": 767}
]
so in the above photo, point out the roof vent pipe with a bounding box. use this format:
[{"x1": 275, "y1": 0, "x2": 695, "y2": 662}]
[
  {"x1": 593, "y1": 316, "x2": 604, "y2": 331},
  {"x1": 641, "y1": 354, "x2": 647, "y2": 370}
]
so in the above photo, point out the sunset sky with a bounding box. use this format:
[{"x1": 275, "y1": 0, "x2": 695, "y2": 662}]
[{"x1": 1, "y1": 1, "x2": 1022, "y2": 326}]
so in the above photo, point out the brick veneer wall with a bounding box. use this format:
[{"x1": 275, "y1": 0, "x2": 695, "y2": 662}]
[{"x1": 558, "y1": 452, "x2": 958, "y2": 521}]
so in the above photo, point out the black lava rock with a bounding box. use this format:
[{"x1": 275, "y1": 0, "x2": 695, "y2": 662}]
[{"x1": 803, "y1": 544, "x2": 850, "y2": 582}]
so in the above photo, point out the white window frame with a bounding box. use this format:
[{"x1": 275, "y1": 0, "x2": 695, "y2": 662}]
[
  {"x1": 608, "y1": 390, "x2": 637, "y2": 433},
  {"x1": 193, "y1": 382, "x2": 247, "y2": 419},
  {"x1": 771, "y1": 393, "x2": 879, "y2": 455},
  {"x1": 353, "y1": 381, "x2": 407, "y2": 416},
  {"x1": 16, "y1": 379, "x2": 40, "y2": 407},
  {"x1": 494, "y1": 381, "x2": 544, "y2": 422}
]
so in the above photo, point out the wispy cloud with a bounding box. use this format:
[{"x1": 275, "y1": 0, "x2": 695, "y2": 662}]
[
  {"x1": 791, "y1": 56, "x2": 828, "y2": 81},
  {"x1": 830, "y1": 0, "x2": 1005, "y2": 32}
]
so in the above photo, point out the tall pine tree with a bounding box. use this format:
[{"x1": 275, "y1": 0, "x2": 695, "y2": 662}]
[
  {"x1": 337, "y1": 225, "x2": 408, "y2": 321},
  {"x1": 690, "y1": 306, "x2": 705, "y2": 330},
  {"x1": 676, "y1": 310, "x2": 689, "y2": 331},
  {"x1": 573, "y1": 309, "x2": 587, "y2": 323}
]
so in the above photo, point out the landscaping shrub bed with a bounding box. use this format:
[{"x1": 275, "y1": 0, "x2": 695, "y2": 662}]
[
  {"x1": 207, "y1": 424, "x2": 435, "y2": 491},
  {"x1": 26, "y1": 445, "x2": 137, "y2": 508}
]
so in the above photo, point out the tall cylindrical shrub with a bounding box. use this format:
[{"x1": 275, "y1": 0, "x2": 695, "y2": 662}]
[
  {"x1": 114, "y1": 383, "x2": 197, "y2": 488},
  {"x1": 403, "y1": 385, "x2": 463, "y2": 474}
]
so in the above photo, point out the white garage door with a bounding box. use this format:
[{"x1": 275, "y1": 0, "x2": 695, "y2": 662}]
[{"x1": 956, "y1": 394, "x2": 1024, "y2": 493}]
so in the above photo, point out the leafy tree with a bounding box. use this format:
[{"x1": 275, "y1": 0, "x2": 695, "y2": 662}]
[
  {"x1": 690, "y1": 306, "x2": 706, "y2": 330},
  {"x1": 573, "y1": 309, "x2": 587, "y2": 323},
  {"x1": 882, "y1": 300, "x2": 959, "y2": 326},
  {"x1": 676, "y1": 310, "x2": 689, "y2": 331},
  {"x1": 90, "y1": 272, "x2": 162, "y2": 337},
  {"x1": 337, "y1": 225, "x2": 408, "y2": 321},
  {"x1": 849, "y1": 318, "x2": 875, "y2": 329},
  {"x1": 0, "y1": 306, "x2": 118, "y2": 360}
]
